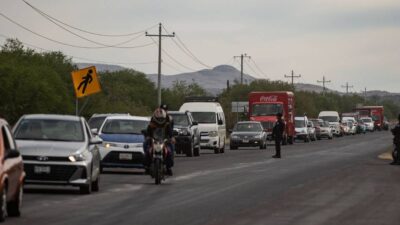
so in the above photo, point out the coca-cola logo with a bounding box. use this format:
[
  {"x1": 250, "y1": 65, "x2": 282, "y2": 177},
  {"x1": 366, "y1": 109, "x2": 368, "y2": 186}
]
[{"x1": 260, "y1": 95, "x2": 278, "y2": 102}]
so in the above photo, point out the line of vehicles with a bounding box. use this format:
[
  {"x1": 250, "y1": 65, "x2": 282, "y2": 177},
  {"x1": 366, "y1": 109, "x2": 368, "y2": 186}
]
[{"x1": 0, "y1": 91, "x2": 389, "y2": 222}]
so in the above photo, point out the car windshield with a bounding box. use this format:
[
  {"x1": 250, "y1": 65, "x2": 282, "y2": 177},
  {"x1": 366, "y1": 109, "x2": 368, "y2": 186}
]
[
  {"x1": 234, "y1": 123, "x2": 262, "y2": 132},
  {"x1": 14, "y1": 119, "x2": 84, "y2": 142},
  {"x1": 191, "y1": 112, "x2": 216, "y2": 124},
  {"x1": 101, "y1": 119, "x2": 149, "y2": 134},
  {"x1": 295, "y1": 120, "x2": 305, "y2": 128},
  {"x1": 171, "y1": 114, "x2": 189, "y2": 127},
  {"x1": 310, "y1": 120, "x2": 320, "y2": 127},
  {"x1": 319, "y1": 116, "x2": 338, "y2": 122},
  {"x1": 251, "y1": 103, "x2": 283, "y2": 116},
  {"x1": 362, "y1": 118, "x2": 372, "y2": 122},
  {"x1": 88, "y1": 116, "x2": 107, "y2": 130}
]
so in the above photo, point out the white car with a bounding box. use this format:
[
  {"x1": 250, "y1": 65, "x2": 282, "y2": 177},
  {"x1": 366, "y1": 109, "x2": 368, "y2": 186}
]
[
  {"x1": 295, "y1": 116, "x2": 311, "y2": 142},
  {"x1": 98, "y1": 115, "x2": 150, "y2": 172},
  {"x1": 319, "y1": 111, "x2": 341, "y2": 136},
  {"x1": 360, "y1": 117, "x2": 375, "y2": 132}
]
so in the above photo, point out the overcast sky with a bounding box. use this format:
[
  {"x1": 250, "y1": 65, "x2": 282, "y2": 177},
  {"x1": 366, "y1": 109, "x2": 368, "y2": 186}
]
[{"x1": 1, "y1": 0, "x2": 400, "y2": 92}]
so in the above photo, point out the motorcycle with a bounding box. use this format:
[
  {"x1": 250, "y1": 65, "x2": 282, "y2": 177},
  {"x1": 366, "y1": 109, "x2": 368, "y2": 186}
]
[
  {"x1": 392, "y1": 145, "x2": 400, "y2": 164},
  {"x1": 148, "y1": 127, "x2": 175, "y2": 184}
]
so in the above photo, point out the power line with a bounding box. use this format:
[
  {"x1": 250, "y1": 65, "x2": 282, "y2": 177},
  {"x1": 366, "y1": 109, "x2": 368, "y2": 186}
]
[
  {"x1": 22, "y1": 0, "x2": 157, "y2": 37},
  {"x1": 249, "y1": 58, "x2": 267, "y2": 77},
  {"x1": 162, "y1": 25, "x2": 212, "y2": 69},
  {"x1": 244, "y1": 59, "x2": 262, "y2": 78},
  {"x1": 0, "y1": 34, "x2": 157, "y2": 66},
  {"x1": 0, "y1": 11, "x2": 154, "y2": 49},
  {"x1": 22, "y1": 0, "x2": 149, "y2": 48}
]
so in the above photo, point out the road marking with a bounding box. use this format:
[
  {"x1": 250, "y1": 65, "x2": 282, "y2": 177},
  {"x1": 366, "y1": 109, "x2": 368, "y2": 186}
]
[{"x1": 378, "y1": 151, "x2": 392, "y2": 160}]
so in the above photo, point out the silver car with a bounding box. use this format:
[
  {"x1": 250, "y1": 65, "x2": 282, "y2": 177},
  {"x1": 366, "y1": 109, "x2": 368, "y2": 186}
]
[{"x1": 13, "y1": 114, "x2": 102, "y2": 194}]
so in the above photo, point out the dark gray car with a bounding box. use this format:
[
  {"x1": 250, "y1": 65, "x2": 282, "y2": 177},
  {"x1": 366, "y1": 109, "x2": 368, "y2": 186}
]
[
  {"x1": 170, "y1": 111, "x2": 200, "y2": 157},
  {"x1": 229, "y1": 121, "x2": 267, "y2": 150}
]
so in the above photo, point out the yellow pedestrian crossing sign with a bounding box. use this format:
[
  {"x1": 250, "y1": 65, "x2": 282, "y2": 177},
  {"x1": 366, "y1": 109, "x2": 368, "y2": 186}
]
[{"x1": 71, "y1": 66, "x2": 101, "y2": 98}]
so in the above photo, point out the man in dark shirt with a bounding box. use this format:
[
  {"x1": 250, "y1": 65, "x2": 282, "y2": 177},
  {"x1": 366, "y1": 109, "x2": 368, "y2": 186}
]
[
  {"x1": 391, "y1": 114, "x2": 400, "y2": 164},
  {"x1": 272, "y1": 113, "x2": 285, "y2": 158}
]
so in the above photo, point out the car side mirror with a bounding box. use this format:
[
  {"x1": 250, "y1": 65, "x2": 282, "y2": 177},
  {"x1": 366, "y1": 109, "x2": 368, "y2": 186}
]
[
  {"x1": 192, "y1": 121, "x2": 198, "y2": 126},
  {"x1": 5, "y1": 150, "x2": 21, "y2": 159},
  {"x1": 91, "y1": 128, "x2": 98, "y2": 135},
  {"x1": 89, "y1": 136, "x2": 103, "y2": 145},
  {"x1": 173, "y1": 130, "x2": 179, "y2": 136}
]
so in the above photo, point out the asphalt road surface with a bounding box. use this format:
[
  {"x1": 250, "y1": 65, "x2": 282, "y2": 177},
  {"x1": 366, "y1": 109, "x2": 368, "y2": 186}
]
[{"x1": 8, "y1": 131, "x2": 400, "y2": 225}]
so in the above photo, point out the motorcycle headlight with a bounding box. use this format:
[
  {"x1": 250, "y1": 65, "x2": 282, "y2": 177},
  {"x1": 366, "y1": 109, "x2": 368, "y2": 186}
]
[
  {"x1": 69, "y1": 153, "x2": 86, "y2": 162},
  {"x1": 209, "y1": 131, "x2": 218, "y2": 137}
]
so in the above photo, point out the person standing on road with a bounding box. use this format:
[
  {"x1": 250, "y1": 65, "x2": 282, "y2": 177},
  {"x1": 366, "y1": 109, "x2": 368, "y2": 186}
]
[
  {"x1": 272, "y1": 112, "x2": 285, "y2": 158},
  {"x1": 391, "y1": 114, "x2": 400, "y2": 164}
]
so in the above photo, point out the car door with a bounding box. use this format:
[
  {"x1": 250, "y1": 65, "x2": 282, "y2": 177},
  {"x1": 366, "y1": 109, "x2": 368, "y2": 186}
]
[
  {"x1": 188, "y1": 113, "x2": 200, "y2": 146},
  {"x1": 84, "y1": 121, "x2": 101, "y2": 178},
  {"x1": 1, "y1": 124, "x2": 22, "y2": 199}
]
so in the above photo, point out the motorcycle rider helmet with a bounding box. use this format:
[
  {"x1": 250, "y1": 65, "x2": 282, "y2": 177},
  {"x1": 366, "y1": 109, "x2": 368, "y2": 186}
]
[{"x1": 152, "y1": 108, "x2": 167, "y2": 125}]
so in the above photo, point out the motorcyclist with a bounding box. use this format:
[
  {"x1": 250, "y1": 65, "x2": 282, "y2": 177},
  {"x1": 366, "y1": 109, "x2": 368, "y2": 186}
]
[
  {"x1": 144, "y1": 107, "x2": 175, "y2": 175},
  {"x1": 391, "y1": 114, "x2": 400, "y2": 164}
]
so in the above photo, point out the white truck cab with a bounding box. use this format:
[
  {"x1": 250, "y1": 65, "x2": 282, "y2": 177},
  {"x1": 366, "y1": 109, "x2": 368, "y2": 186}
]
[{"x1": 318, "y1": 111, "x2": 341, "y2": 136}]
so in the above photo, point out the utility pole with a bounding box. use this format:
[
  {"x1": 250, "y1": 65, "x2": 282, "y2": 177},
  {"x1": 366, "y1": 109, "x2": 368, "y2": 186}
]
[
  {"x1": 317, "y1": 76, "x2": 331, "y2": 95},
  {"x1": 341, "y1": 82, "x2": 353, "y2": 94},
  {"x1": 234, "y1": 53, "x2": 251, "y2": 84},
  {"x1": 364, "y1": 87, "x2": 367, "y2": 103},
  {"x1": 146, "y1": 23, "x2": 175, "y2": 106},
  {"x1": 284, "y1": 70, "x2": 301, "y2": 86}
]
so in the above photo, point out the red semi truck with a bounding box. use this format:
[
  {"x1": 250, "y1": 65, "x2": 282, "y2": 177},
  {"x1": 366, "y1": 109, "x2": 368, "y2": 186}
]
[
  {"x1": 248, "y1": 91, "x2": 295, "y2": 144},
  {"x1": 354, "y1": 106, "x2": 384, "y2": 130}
]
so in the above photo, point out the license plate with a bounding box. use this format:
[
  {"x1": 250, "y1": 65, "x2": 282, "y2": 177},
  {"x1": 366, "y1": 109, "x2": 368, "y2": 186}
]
[
  {"x1": 242, "y1": 139, "x2": 249, "y2": 143},
  {"x1": 119, "y1": 153, "x2": 132, "y2": 160},
  {"x1": 34, "y1": 166, "x2": 51, "y2": 174}
]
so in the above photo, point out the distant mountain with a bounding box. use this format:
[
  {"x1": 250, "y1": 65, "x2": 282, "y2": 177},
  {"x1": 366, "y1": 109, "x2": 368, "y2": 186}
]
[
  {"x1": 76, "y1": 63, "x2": 126, "y2": 72},
  {"x1": 147, "y1": 65, "x2": 256, "y2": 95},
  {"x1": 294, "y1": 83, "x2": 338, "y2": 94}
]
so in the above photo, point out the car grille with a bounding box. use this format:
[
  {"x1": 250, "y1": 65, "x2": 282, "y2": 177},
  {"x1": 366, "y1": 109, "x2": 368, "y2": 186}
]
[
  {"x1": 22, "y1": 155, "x2": 70, "y2": 162},
  {"x1": 261, "y1": 121, "x2": 274, "y2": 130},
  {"x1": 24, "y1": 164, "x2": 79, "y2": 181},
  {"x1": 200, "y1": 132, "x2": 209, "y2": 136},
  {"x1": 102, "y1": 151, "x2": 144, "y2": 165}
]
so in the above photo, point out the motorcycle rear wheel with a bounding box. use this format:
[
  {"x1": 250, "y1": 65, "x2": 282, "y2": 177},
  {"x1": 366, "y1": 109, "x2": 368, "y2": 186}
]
[{"x1": 154, "y1": 159, "x2": 162, "y2": 185}]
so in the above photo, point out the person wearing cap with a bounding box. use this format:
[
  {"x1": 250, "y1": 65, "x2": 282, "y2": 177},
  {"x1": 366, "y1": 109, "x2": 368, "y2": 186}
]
[{"x1": 272, "y1": 112, "x2": 285, "y2": 158}]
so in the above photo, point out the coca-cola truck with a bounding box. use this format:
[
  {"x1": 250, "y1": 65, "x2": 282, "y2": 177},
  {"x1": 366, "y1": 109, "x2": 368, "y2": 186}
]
[
  {"x1": 248, "y1": 91, "x2": 295, "y2": 144},
  {"x1": 353, "y1": 106, "x2": 384, "y2": 130}
]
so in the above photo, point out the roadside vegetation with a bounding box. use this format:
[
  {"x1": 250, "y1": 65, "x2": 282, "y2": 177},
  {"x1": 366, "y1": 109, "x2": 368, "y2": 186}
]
[{"x1": 1, "y1": 39, "x2": 399, "y2": 127}]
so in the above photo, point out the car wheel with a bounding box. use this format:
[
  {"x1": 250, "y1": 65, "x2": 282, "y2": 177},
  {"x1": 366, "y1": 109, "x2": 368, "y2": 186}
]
[
  {"x1": 230, "y1": 145, "x2": 237, "y2": 150},
  {"x1": 0, "y1": 185, "x2": 7, "y2": 222},
  {"x1": 186, "y1": 141, "x2": 194, "y2": 157},
  {"x1": 214, "y1": 147, "x2": 220, "y2": 154},
  {"x1": 219, "y1": 138, "x2": 225, "y2": 153},
  {"x1": 92, "y1": 175, "x2": 100, "y2": 192},
  {"x1": 194, "y1": 145, "x2": 200, "y2": 157},
  {"x1": 7, "y1": 184, "x2": 22, "y2": 217},
  {"x1": 80, "y1": 174, "x2": 92, "y2": 195}
]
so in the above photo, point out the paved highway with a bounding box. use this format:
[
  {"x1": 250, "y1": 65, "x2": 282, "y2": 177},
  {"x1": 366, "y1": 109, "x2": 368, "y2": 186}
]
[{"x1": 8, "y1": 131, "x2": 400, "y2": 225}]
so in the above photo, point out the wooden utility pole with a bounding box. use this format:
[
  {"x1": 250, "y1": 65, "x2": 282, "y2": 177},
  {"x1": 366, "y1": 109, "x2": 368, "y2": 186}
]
[
  {"x1": 146, "y1": 23, "x2": 175, "y2": 106},
  {"x1": 317, "y1": 76, "x2": 331, "y2": 95},
  {"x1": 341, "y1": 82, "x2": 354, "y2": 94},
  {"x1": 234, "y1": 54, "x2": 251, "y2": 84},
  {"x1": 284, "y1": 70, "x2": 301, "y2": 86}
]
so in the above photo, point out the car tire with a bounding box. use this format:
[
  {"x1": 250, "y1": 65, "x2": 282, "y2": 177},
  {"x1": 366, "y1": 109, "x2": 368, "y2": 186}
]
[
  {"x1": 220, "y1": 138, "x2": 225, "y2": 153},
  {"x1": 214, "y1": 147, "x2": 220, "y2": 154},
  {"x1": 80, "y1": 174, "x2": 92, "y2": 195},
  {"x1": 186, "y1": 141, "x2": 194, "y2": 157},
  {"x1": 230, "y1": 145, "x2": 237, "y2": 150},
  {"x1": 288, "y1": 136, "x2": 294, "y2": 145},
  {"x1": 7, "y1": 184, "x2": 22, "y2": 217},
  {"x1": 0, "y1": 185, "x2": 7, "y2": 222},
  {"x1": 92, "y1": 175, "x2": 100, "y2": 192},
  {"x1": 194, "y1": 146, "x2": 200, "y2": 157}
]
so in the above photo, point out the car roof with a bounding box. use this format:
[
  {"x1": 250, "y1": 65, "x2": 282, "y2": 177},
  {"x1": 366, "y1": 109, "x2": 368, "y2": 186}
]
[
  {"x1": 0, "y1": 118, "x2": 7, "y2": 126},
  {"x1": 236, "y1": 121, "x2": 261, "y2": 124},
  {"x1": 169, "y1": 111, "x2": 187, "y2": 115},
  {"x1": 104, "y1": 115, "x2": 150, "y2": 121},
  {"x1": 21, "y1": 114, "x2": 82, "y2": 121},
  {"x1": 90, "y1": 113, "x2": 130, "y2": 118}
]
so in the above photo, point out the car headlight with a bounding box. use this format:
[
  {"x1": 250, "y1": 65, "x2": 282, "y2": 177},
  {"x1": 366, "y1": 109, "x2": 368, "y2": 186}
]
[
  {"x1": 69, "y1": 153, "x2": 86, "y2": 162},
  {"x1": 103, "y1": 142, "x2": 117, "y2": 148},
  {"x1": 254, "y1": 134, "x2": 262, "y2": 139},
  {"x1": 179, "y1": 128, "x2": 190, "y2": 136},
  {"x1": 209, "y1": 131, "x2": 218, "y2": 137}
]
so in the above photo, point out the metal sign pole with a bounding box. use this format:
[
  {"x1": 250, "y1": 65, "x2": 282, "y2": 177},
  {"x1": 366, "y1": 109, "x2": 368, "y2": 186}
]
[{"x1": 76, "y1": 98, "x2": 78, "y2": 116}]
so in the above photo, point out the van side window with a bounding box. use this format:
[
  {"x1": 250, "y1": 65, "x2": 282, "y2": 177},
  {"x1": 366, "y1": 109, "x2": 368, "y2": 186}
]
[
  {"x1": 217, "y1": 113, "x2": 224, "y2": 125},
  {"x1": 1, "y1": 126, "x2": 12, "y2": 154}
]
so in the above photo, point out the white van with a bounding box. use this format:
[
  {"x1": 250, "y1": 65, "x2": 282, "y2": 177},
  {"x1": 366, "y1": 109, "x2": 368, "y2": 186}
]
[
  {"x1": 318, "y1": 111, "x2": 341, "y2": 136},
  {"x1": 179, "y1": 97, "x2": 226, "y2": 154}
]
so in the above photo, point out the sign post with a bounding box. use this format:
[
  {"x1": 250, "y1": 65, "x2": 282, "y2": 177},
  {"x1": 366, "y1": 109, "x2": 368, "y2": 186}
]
[{"x1": 71, "y1": 66, "x2": 101, "y2": 115}]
